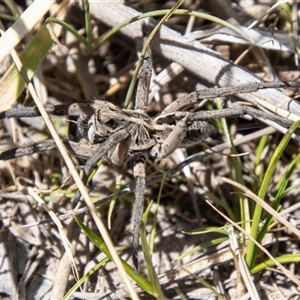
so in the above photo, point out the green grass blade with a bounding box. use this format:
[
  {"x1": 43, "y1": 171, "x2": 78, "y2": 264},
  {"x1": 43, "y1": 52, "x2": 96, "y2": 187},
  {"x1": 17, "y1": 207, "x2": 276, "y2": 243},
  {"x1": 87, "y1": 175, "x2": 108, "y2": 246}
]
[
  {"x1": 274, "y1": 151, "x2": 300, "y2": 201},
  {"x1": 63, "y1": 256, "x2": 110, "y2": 300},
  {"x1": 246, "y1": 118, "x2": 300, "y2": 268},
  {"x1": 46, "y1": 17, "x2": 88, "y2": 46},
  {"x1": 83, "y1": 0, "x2": 92, "y2": 49},
  {"x1": 140, "y1": 222, "x2": 164, "y2": 298},
  {"x1": 74, "y1": 215, "x2": 155, "y2": 296},
  {"x1": 149, "y1": 173, "x2": 166, "y2": 254},
  {"x1": 251, "y1": 253, "x2": 300, "y2": 274}
]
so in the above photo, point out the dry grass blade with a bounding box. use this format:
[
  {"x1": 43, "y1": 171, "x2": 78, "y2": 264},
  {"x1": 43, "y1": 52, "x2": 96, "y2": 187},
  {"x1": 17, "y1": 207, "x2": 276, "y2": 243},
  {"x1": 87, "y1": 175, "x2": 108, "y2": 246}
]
[{"x1": 227, "y1": 226, "x2": 260, "y2": 299}]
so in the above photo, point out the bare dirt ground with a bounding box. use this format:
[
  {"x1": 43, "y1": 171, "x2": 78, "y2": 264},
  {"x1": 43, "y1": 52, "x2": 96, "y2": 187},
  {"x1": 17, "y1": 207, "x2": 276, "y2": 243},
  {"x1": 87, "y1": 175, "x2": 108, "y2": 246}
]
[{"x1": 1, "y1": 1, "x2": 300, "y2": 299}]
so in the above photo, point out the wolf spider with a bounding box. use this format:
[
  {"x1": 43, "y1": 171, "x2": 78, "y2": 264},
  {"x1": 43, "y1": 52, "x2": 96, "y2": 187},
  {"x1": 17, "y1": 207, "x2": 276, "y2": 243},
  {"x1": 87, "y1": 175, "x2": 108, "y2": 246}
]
[{"x1": 0, "y1": 43, "x2": 298, "y2": 270}]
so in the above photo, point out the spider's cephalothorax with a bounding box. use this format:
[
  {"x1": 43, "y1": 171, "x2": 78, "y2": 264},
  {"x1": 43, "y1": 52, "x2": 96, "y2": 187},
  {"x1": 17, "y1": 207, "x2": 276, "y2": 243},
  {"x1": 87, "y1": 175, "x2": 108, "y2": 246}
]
[{"x1": 82, "y1": 100, "x2": 155, "y2": 166}]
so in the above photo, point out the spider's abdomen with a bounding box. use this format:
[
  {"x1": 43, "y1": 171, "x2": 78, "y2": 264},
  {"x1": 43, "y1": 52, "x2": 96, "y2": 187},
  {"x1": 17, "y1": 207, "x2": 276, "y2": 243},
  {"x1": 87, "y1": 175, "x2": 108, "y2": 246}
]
[{"x1": 181, "y1": 121, "x2": 212, "y2": 147}]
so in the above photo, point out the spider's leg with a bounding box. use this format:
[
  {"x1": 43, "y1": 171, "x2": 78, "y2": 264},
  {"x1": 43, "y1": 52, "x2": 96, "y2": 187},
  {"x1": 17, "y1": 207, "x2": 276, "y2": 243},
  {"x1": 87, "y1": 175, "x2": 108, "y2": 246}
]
[
  {"x1": 0, "y1": 140, "x2": 95, "y2": 160},
  {"x1": 162, "y1": 81, "x2": 300, "y2": 114},
  {"x1": 124, "y1": 32, "x2": 152, "y2": 270},
  {"x1": 72, "y1": 128, "x2": 130, "y2": 206},
  {"x1": 0, "y1": 140, "x2": 58, "y2": 160},
  {"x1": 83, "y1": 129, "x2": 130, "y2": 177},
  {"x1": 134, "y1": 35, "x2": 152, "y2": 113},
  {"x1": 0, "y1": 104, "x2": 53, "y2": 119},
  {"x1": 0, "y1": 102, "x2": 96, "y2": 119},
  {"x1": 150, "y1": 114, "x2": 191, "y2": 159},
  {"x1": 132, "y1": 154, "x2": 146, "y2": 271},
  {"x1": 241, "y1": 105, "x2": 293, "y2": 129},
  {"x1": 187, "y1": 103, "x2": 293, "y2": 129}
]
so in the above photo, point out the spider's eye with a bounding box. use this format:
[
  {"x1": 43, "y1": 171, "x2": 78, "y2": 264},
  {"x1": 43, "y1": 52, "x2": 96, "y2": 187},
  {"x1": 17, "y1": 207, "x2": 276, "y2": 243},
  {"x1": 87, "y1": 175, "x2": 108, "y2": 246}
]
[
  {"x1": 167, "y1": 119, "x2": 176, "y2": 126},
  {"x1": 104, "y1": 119, "x2": 117, "y2": 129}
]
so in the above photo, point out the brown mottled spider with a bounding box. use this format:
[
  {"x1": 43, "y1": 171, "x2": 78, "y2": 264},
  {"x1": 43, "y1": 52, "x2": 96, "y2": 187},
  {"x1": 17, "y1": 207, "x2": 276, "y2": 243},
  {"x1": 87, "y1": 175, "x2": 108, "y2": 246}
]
[{"x1": 0, "y1": 42, "x2": 297, "y2": 270}]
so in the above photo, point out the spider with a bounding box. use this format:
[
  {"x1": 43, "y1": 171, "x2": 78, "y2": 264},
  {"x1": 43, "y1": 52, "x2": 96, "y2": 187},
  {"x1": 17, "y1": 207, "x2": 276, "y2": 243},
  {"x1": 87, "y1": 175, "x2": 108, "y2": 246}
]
[{"x1": 0, "y1": 43, "x2": 297, "y2": 270}]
